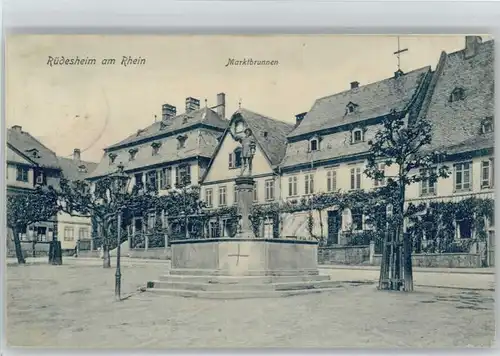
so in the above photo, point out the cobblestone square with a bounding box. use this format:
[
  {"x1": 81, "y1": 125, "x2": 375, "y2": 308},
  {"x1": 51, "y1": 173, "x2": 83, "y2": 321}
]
[{"x1": 6, "y1": 261, "x2": 496, "y2": 349}]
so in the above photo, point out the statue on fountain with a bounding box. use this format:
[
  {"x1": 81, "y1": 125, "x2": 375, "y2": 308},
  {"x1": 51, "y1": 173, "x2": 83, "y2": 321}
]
[{"x1": 235, "y1": 128, "x2": 256, "y2": 177}]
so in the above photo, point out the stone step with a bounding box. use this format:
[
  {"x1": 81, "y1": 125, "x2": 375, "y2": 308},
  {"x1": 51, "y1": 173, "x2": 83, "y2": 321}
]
[
  {"x1": 148, "y1": 279, "x2": 342, "y2": 292},
  {"x1": 168, "y1": 268, "x2": 320, "y2": 277},
  {"x1": 145, "y1": 286, "x2": 346, "y2": 299},
  {"x1": 158, "y1": 274, "x2": 330, "y2": 284}
]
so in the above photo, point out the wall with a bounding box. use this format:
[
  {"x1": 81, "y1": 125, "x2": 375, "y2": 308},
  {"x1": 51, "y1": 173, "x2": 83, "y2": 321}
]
[
  {"x1": 405, "y1": 154, "x2": 495, "y2": 203},
  {"x1": 201, "y1": 130, "x2": 277, "y2": 208},
  {"x1": 318, "y1": 245, "x2": 371, "y2": 265},
  {"x1": 127, "y1": 248, "x2": 171, "y2": 260},
  {"x1": 57, "y1": 211, "x2": 93, "y2": 250},
  {"x1": 371, "y1": 253, "x2": 482, "y2": 268}
]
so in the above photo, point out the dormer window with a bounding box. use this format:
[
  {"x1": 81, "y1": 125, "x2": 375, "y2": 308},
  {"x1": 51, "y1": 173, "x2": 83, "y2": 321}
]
[
  {"x1": 351, "y1": 128, "x2": 364, "y2": 144},
  {"x1": 136, "y1": 129, "x2": 147, "y2": 137},
  {"x1": 346, "y1": 102, "x2": 358, "y2": 115},
  {"x1": 177, "y1": 135, "x2": 187, "y2": 149},
  {"x1": 235, "y1": 120, "x2": 245, "y2": 134},
  {"x1": 309, "y1": 135, "x2": 321, "y2": 152},
  {"x1": 182, "y1": 116, "x2": 189, "y2": 124},
  {"x1": 108, "y1": 153, "x2": 117, "y2": 165},
  {"x1": 129, "y1": 148, "x2": 138, "y2": 161},
  {"x1": 481, "y1": 118, "x2": 494, "y2": 134},
  {"x1": 159, "y1": 121, "x2": 169, "y2": 130},
  {"x1": 78, "y1": 164, "x2": 87, "y2": 173},
  {"x1": 26, "y1": 148, "x2": 40, "y2": 158},
  {"x1": 450, "y1": 87, "x2": 466, "y2": 102},
  {"x1": 151, "y1": 141, "x2": 162, "y2": 156}
]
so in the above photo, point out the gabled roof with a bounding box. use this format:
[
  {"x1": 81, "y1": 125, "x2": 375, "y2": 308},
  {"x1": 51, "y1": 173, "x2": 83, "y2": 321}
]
[
  {"x1": 58, "y1": 156, "x2": 98, "y2": 181},
  {"x1": 418, "y1": 38, "x2": 494, "y2": 152},
  {"x1": 106, "y1": 106, "x2": 227, "y2": 150},
  {"x1": 200, "y1": 108, "x2": 295, "y2": 182},
  {"x1": 234, "y1": 108, "x2": 295, "y2": 167},
  {"x1": 288, "y1": 66, "x2": 432, "y2": 138},
  {"x1": 7, "y1": 127, "x2": 61, "y2": 170}
]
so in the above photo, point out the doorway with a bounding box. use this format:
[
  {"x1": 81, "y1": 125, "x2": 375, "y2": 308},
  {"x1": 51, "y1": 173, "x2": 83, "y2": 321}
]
[{"x1": 327, "y1": 210, "x2": 342, "y2": 245}]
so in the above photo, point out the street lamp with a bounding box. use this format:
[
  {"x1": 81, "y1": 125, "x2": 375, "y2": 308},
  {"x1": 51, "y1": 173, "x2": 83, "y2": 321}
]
[{"x1": 108, "y1": 163, "x2": 130, "y2": 302}]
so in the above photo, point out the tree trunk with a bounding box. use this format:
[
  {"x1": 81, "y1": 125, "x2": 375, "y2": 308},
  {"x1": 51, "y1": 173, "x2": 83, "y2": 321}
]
[
  {"x1": 102, "y1": 245, "x2": 111, "y2": 268},
  {"x1": 399, "y1": 180, "x2": 414, "y2": 292},
  {"x1": 12, "y1": 226, "x2": 26, "y2": 264}
]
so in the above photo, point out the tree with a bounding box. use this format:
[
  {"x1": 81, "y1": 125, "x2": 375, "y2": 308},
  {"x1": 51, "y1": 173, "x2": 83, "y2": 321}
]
[
  {"x1": 58, "y1": 176, "x2": 135, "y2": 268},
  {"x1": 364, "y1": 110, "x2": 449, "y2": 291},
  {"x1": 6, "y1": 187, "x2": 60, "y2": 264}
]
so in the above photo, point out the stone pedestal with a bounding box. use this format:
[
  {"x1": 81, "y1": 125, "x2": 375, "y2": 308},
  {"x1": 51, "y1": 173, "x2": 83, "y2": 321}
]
[
  {"x1": 234, "y1": 176, "x2": 255, "y2": 239},
  {"x1": 146, "y1": 238, "x2": 342, "y2": 298}
]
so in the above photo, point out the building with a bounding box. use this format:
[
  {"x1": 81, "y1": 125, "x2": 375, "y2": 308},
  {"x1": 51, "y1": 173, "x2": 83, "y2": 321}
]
[
  {"x1": 87, "y1": 93, "x2": 228, "y2": 247},
  {"x1": 200, "y1": 108, "x2": 294, "y2": 237},
  {"x1": 279, "y1": 66, "x2": 433, "y2": 243},
  {"x1": 405, "y1": 36, "x2": 494, "y2": 247},
  {"x1": 6, "y1": 125, "x2": 62, "y2": 244},
  {"x1": 57, "y1": 149, "x2": 98, "y2": 251},
  {"x1": 197, "y1": 36, "x2": 494, "y2": 250}
]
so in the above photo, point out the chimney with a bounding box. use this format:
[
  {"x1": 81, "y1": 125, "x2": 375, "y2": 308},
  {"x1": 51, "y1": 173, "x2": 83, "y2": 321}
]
[
  {"x1": 73, "y1": 148, "x2": 81, "y2": 161},
  {"x1": 162, "y1": 104, "x2": 177, "y2": 121},
  {"x1": 350, "y1": 81, "x2": 360, "y2": 89},
  {"x1": 465, "y1": 36, "x2": 482, "y2": 59},
  {"x1": 295, "y1": 112, "x2": 307, "y2": 128},
  {"x1": 11, "y1": 125, "x2": 22, "y2": 132},
  {"x1": 185, "y1": 97, "x2": 200, "y2": 113},
  {"x1": 216, "y1": 93, "x2": 226, "y2": 119}
]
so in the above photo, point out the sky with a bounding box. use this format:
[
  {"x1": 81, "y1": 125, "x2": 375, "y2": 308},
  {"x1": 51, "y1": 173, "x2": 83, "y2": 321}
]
[{"x1": 5, "y1": 34, "x2": 490, "y2": 163}]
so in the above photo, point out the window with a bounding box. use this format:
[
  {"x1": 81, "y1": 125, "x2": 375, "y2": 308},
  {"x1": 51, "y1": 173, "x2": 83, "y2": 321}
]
[
  {"x1": 35, "y1": 170, "x2": 45, "y2": 186},
  {"x1": 146, "y1": 171, "x2": 157, "y2": 191},
  {"x1": 346, "y1": 102, "x2": 358, "y2": 114},
  {"x1": 147, "y1": 213, "x2": 156, "y2": 231},
  {"x1": 108, "y1": 153, "x2": 117, "y2": 165},
  {"x1": 177, "y1": 135, "x2": 187, "y2": 149},
  {"x1": 78, "y1": 227, "x2": 89, "y2": 240},
  {"x1": 350, "y1": 167, "x2": 362, "y2": 190},
  {"x1": 288, "y1": 176, "x2": 298, "y2": 196},
  {"x1": 151, "y1": 142, "x2": 162, "y2": 156},
  {"x1": 205, "y1": 188, "x2": 213, "y2": 208},
  {"x1": 78, "y1": 165, "x2": 87, "y2": 173},
  {"x1": 326, "y1": 170, "x2": 337, "y2": 192},
  {"x1": 16, "y1": 166, "x2": 29, "y2": 182},
  {"x1": 373, "y1": 163, "x2": 386, "y2": 187},
  {"x1": 309, "y1": 139, "x2": 319, "y2": 152},
  {"x1": 457, "y1": 219, "x2": 473, "y2": 239},
  {"x1": 420, "y1": 167, "x2": 437, "y2": 196},
  {"x1": 352, "y1": 129, "x2": 363, "y2": 144},
  {"x1": 129, "y1": 148, "x2": 138, "y2": 161},
  {"x1": 265, "y1": 179, "x2": 275, "y2": 201},
  {"x1": 454, "y1": 162, "x2": 471, "y2": 191},
  {"x1": 176, "y1": 164, "x2": 191, "y2": 187},
  {"x1": 134, "y1": 173, "x2": 144, "y2": 189},
  {"x1": 219, "y1": 186, "x2": 227, "y2": 206},
  {"x1": 305, "y1": 174, "x2": 315, "y2": 195},
  {"x1": 351, "y1": 208, "x2": 363, "y2": 231},
  {"x1": 64, "y1": 227, "x2": 74, "y2": 241},
  {"x1": 481, "y1": 160, "x2": 493, "y2": 188},
  {"x1": 159, "y1": 167, "x2": 172, "y2": 189},
  {"x1": 253, "y1": 182, "x2": 258, "y2": 202},
  {"x1": 235, "y1": 120, "x2": 245, "y2": 134},
  {"x1": 481, "y1": 118, "x2": 494, "y2": 134},
  {"x1": 450, "y1": 87, "x2": 465, "y2": 102},
  {"x1": 229, "y1": 148, "x2": 242, "y2": 169},
  {"x1": 233, "y1": 186, "x2": 238, "y2": 204},
  {"x1": 210, "y1": 221, "x2": 220, "y2": 238}
]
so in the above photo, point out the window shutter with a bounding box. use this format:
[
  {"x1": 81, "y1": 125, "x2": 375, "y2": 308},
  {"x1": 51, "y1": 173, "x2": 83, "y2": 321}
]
[
  {"x1": 186, "y1": 165, "x2": 191, "y2": 184},
  {"x1": 228, "y1": 153, "x2": 233, "y2": 168},
  {"x1": 175, "y1": 167, "x2": 180, "y2": 186}
]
